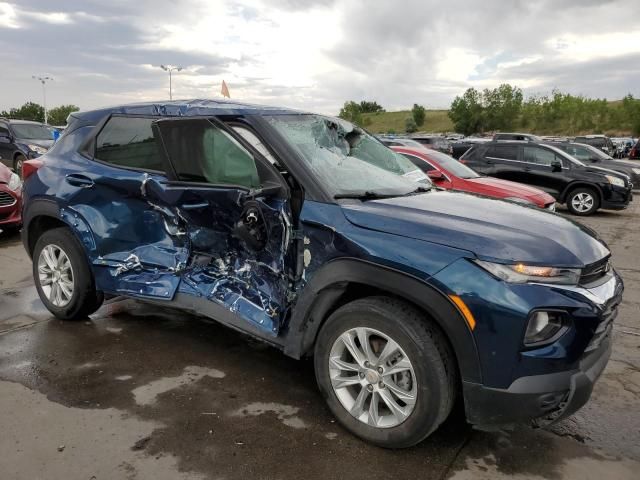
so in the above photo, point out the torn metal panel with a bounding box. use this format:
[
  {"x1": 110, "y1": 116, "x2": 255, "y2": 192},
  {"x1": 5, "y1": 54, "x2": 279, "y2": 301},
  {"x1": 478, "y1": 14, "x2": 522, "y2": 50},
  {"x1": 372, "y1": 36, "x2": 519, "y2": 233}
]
[{"x1": 176, "y1": 197, "x2": 293, "y2": 336}]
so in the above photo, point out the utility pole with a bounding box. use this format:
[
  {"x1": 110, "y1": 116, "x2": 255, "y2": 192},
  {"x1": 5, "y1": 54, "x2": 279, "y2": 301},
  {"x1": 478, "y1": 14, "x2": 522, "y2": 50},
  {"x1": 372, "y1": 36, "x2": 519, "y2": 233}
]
[
  {"x1": 159, "y1": 65, "x2": 183, "y2": 100},
  {"x1": 32, "y1": 75, "x2": 53, "y2": 124}
]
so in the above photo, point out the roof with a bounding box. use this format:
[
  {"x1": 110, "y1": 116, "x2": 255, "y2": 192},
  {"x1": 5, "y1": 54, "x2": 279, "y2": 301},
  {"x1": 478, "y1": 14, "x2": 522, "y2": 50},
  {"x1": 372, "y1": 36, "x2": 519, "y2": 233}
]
[
  {"x1": 0, "y1": 118, "x2": 45, "y2": 125},
  {"x1": 69, "y1": 98, "x2": 307, "y2": 128}
]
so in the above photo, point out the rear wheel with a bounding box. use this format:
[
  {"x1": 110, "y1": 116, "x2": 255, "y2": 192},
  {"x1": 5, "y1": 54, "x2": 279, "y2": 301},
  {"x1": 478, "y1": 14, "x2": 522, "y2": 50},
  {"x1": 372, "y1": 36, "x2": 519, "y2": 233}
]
[
  {"x1": 314, "y1": 297, "x2": 456, "y2": 448},
  {"x1": 566, "y1": 187, "x2": 599, "y2": 216},
  {"x1": 33, "y1": 227, "x2": 104, "y2": 320}
]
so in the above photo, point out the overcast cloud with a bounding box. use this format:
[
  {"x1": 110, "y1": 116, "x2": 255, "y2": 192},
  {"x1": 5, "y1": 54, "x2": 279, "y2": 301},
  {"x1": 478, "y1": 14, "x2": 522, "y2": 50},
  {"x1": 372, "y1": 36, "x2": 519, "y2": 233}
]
[{"x1": 1, "y1": 0, "x2": 639, "y2": 114}]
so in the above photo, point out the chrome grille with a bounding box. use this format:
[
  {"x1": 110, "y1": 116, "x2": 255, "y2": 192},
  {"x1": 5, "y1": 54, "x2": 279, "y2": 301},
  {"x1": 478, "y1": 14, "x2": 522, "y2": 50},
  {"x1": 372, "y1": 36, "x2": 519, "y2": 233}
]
[
  {"x1": 0, "y1": 190, "x2": 16, "y2": 207},
  {"x1": 580, "y1": 257, "x2": 610, "y2": 286}
]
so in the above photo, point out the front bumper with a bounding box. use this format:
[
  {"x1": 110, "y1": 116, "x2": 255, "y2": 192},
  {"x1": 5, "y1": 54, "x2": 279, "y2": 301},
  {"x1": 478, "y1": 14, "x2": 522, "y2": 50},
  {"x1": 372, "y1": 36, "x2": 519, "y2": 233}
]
[
  {"x1": 461, "y1": 272, "x2": 621, "y2": 428},
  {"x1": 601, "y1": 184, "x2": 633, "y2": 210},
  {"x1": 463, "y1": 334, "x2": 611, "y2": 427}
]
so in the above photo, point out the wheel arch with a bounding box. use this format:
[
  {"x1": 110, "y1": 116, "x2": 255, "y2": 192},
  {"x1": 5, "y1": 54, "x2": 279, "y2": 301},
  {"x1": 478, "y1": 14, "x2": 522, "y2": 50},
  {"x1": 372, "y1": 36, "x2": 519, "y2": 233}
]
[
  {"x1": 22, "y1": 199, "x2": 96, "y2": 260},
  {"x1": 559, "y1": 181, "x2": 603, "y2": 204},
  {"x1": 284, "y1": 258, "x2": 482, "y2": 384}
]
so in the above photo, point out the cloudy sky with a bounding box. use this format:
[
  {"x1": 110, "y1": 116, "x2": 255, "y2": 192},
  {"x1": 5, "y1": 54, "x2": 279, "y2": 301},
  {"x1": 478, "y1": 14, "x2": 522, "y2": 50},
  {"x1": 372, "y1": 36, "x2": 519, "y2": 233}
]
[{"x1": 1, "y1": 0, "x2": 639, "y2": 115}]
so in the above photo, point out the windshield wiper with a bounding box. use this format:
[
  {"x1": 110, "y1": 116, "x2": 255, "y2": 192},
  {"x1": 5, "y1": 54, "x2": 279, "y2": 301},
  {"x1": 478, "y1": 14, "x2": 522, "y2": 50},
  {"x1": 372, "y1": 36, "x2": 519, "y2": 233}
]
[
  {"x1": 334, "y1": 191, "x2": 401, "y2": 200},
  {"x1": 334, "y1": 186, "x2": 430, "y2": 201},
  {"x1": 406, "y1": 185, "x2": 431, "y2": 194}
]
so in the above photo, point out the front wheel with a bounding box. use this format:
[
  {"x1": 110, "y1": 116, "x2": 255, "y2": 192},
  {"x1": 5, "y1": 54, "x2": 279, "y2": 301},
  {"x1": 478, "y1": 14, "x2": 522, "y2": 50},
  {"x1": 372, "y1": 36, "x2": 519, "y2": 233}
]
[
  {"x1": 566, "y1": 187, "x2": 600, "y2": 216},
  {"x1": 14, "y1": 154, "x2": 26, "y2": 179},
  {"x1": 33, "y1": 227, "x2": 104, "y2": 320},
  {"x1": 314, "y1": 297, "x2": 456, "y2": 448}
]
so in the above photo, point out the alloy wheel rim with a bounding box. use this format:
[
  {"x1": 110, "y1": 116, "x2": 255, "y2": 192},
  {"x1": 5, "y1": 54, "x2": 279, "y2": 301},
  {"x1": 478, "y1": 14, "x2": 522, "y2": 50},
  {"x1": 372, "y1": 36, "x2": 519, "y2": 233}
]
[
  {"x1": 329, "y1": 327, "x2": 417, "y2": 428},
  {"x1": 571, "y1": 192, "x2": 594, "y2": 213},
  {"x1": 38, "y1": 244, "x2": 74, "y2": 307},
  {"x1": 15, "y1": 159, "x2": 23, "y2": 178}
]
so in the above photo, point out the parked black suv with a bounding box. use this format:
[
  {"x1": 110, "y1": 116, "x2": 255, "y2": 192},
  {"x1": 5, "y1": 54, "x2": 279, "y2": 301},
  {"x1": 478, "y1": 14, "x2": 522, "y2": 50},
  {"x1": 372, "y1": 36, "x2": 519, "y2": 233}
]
[
  {"x1": 573, "y1": 135, "x2": 615, "y2": 157},
  {"x1": 548, "y1": 142, "x2": 640, "y2": 187},
  {"x1": 493, "y1": 132, "x2": 541, "y2": 142},
  {"x1": 461, "y1": 141, "x2": 633, "y2": 215},
  {"x1": 0, "y1": 118, "x2": 53, "y2": 175}
]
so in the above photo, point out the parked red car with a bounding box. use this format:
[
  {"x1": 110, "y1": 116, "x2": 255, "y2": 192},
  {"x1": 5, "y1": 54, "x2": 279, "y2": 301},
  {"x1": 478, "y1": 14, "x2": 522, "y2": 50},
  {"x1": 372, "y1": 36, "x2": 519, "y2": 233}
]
[
  {"x1": 0, "y1": 162, "x2": 22, "y2": 232},
  {"x1": 392, "y1": 146, "x2": 556, "y2": 210},
  {"x1": 630, "y1": 139, "x2": 640, "y2": 160}
]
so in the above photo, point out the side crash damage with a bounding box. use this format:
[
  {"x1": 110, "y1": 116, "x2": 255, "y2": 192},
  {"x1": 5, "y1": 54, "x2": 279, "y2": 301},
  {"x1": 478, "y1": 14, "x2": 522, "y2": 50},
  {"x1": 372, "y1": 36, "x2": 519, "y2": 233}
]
[{"x1": 76, "y1": 186, "x2": 293, "y2": 337}]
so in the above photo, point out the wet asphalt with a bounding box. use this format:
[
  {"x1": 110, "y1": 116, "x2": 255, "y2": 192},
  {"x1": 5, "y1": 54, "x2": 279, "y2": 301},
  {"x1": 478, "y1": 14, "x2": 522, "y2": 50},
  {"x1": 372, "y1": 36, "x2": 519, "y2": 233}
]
[{"x1": 1, "y1": 202, "x2": 639, "y2": 480}]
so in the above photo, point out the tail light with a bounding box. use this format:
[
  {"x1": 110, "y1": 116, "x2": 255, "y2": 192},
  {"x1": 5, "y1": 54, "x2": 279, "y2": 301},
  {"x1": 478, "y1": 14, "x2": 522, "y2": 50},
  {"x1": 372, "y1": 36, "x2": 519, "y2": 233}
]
[{"x1": 22, "y1": 159, "x2": 44, "y2": 181}]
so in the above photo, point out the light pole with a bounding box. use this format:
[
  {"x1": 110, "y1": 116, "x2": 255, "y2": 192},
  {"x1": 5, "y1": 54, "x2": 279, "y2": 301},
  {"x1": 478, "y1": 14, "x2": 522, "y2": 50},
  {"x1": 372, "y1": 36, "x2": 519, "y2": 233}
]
[
  {"x1": 32, "y1": 75, "x2": 53, "y2": 124},
  {"x1": 159, "y1": 65, "x2": 183, "y2": 100}
]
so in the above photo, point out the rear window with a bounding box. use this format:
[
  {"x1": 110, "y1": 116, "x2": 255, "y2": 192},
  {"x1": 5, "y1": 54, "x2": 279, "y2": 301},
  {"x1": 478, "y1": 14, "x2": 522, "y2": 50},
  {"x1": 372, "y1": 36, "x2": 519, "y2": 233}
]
[
  {"x1": 487, "y1": 144, "x2": 518, "y2": 160},
  {"x1": 95, "y1": 116, "x2": 164, "y2": 171},
  {"x1": 576, "y1": 137, "x2": 605, "y2": 148}
]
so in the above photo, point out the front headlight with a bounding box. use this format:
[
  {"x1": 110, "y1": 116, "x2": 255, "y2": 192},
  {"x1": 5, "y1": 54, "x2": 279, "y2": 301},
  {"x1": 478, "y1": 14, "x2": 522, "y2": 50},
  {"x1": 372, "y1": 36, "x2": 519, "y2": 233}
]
[
  {"x1": 27, "y1": 144, "x2": 48, "y2": 155},
  {"x1": 8, "y1": 172, "x2": 22, "y2": 191},
  {"x1": 524, "y1": 311, "x2": 568, "y2": 346},
  {"x1": 474, "y1": 260, "x2": 580, "y2": 285},
  {"x1": 632, "y1": 168, "x2": 640, "y2": 175},
  {"x1": 605, "y1": 175, "x2": 625, "y2": 187}
]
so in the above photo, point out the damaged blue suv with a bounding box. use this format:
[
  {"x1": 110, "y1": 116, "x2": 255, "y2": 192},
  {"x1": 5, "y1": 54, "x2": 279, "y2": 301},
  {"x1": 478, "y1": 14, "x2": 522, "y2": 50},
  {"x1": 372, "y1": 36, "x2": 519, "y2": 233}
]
[{"x1": 21, "y1": 100, "x2": 622, "y2": 448}]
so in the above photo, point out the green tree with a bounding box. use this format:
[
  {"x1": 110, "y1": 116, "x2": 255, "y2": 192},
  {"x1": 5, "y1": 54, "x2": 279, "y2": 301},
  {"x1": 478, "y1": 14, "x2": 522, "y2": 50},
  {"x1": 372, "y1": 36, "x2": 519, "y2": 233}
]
[
  {"x1": 622, "y1": 94, "x2": 640, "y2": 136},
  {"x1": 2, "y1": 102, "x2": 45, "y2": 122},
  {"x1": 482, "y1": 84, "x2": 523, "y2": 131},
  {"x1": 405, "y1": 117, "x2": 418, "y2": 133},
  {"x1": 411, "y1": 104, "x2": 426, "y2": 127},
  {"x1": 358, "y1": 101, "x2": 384, "y2": 113},
  {"x1": 47, "y1": 104, "x2": 80, "y2": 126},
  {"x1": 338, "y1": 100, "x2": 363, "y2": 125},
  {"x1": 448, "y1": 88, "x2": 484, "y2": 135}
]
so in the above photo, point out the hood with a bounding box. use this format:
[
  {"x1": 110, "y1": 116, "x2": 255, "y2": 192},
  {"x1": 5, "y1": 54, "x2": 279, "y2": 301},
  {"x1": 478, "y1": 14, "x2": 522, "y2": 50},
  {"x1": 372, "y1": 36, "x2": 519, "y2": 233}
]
[
  {"x1": 341, "y1": 190, "x2": 609, "y2": 267},
  {"x1": 16, "y1": 138, "x2": 54, "y2": 149},
  {"x1": 601, "y1": 159, "x2": 640, "y2": 168},
  {"x1": 465, "y1": 176, "x2": 554, "y2": 204},
  {"x1": 584, "y1": 164, "x2": 630, "y2": 180}
]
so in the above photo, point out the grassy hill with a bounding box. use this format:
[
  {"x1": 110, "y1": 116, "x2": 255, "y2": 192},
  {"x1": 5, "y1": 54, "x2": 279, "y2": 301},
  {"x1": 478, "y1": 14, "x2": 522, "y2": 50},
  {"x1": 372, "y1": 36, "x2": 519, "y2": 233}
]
[
  {"x1": 362, "y1": 110, "x2": 454, "y2": 134},
  {"x1": 359, "y1": 99, "x2": 637, "y2": 136}
]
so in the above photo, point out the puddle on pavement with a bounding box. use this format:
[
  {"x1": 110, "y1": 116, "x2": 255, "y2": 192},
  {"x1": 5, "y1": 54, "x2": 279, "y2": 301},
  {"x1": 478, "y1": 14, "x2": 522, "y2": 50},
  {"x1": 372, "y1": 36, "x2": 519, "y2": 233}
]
[
  {"x1": 231, "y1": 401, "x2": 306, "y2": 429},
  {"x1": 132, "y1": 365, "x2": 226, "y2": 406},
  {"x1": 0, "y1": 380, "x2": 203, "y2": 480}
]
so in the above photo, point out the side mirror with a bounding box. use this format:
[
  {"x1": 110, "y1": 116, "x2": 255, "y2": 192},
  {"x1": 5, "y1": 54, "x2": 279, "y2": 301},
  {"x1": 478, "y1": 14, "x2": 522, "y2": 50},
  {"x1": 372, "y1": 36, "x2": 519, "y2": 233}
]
[
  {"x1": 551, "y1": 160, "x2": 563, "y2": 172},
  {"x1": 427, "y1": 170, "x2": 445, "y2": 181},
  {"x1": 0, "y1": 135, "x2": 11, "y2": 144}
]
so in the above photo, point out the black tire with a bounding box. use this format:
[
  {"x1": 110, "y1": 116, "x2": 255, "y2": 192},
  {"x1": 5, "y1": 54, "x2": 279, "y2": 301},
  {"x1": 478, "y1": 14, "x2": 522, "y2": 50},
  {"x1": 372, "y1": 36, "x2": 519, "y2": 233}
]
[
  {"x1": 314, "y1": 297, "x2": 456, "y2": 448},
  {"x1": 14, "y1": 154, "x2": 26, "y2": 179},
  {"x1": 566, "y1": 187, "x2": 600, "y2": 216},
  {"x1": 33, "y1": 227, "x2": 104, "y2": 320}
]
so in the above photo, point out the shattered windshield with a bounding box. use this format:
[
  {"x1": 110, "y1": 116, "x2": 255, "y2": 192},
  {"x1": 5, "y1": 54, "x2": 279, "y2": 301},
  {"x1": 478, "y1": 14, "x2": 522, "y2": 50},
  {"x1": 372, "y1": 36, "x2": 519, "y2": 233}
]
[{"x1": 266, "y1": 114, "x2": 429, "y2": 198}]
